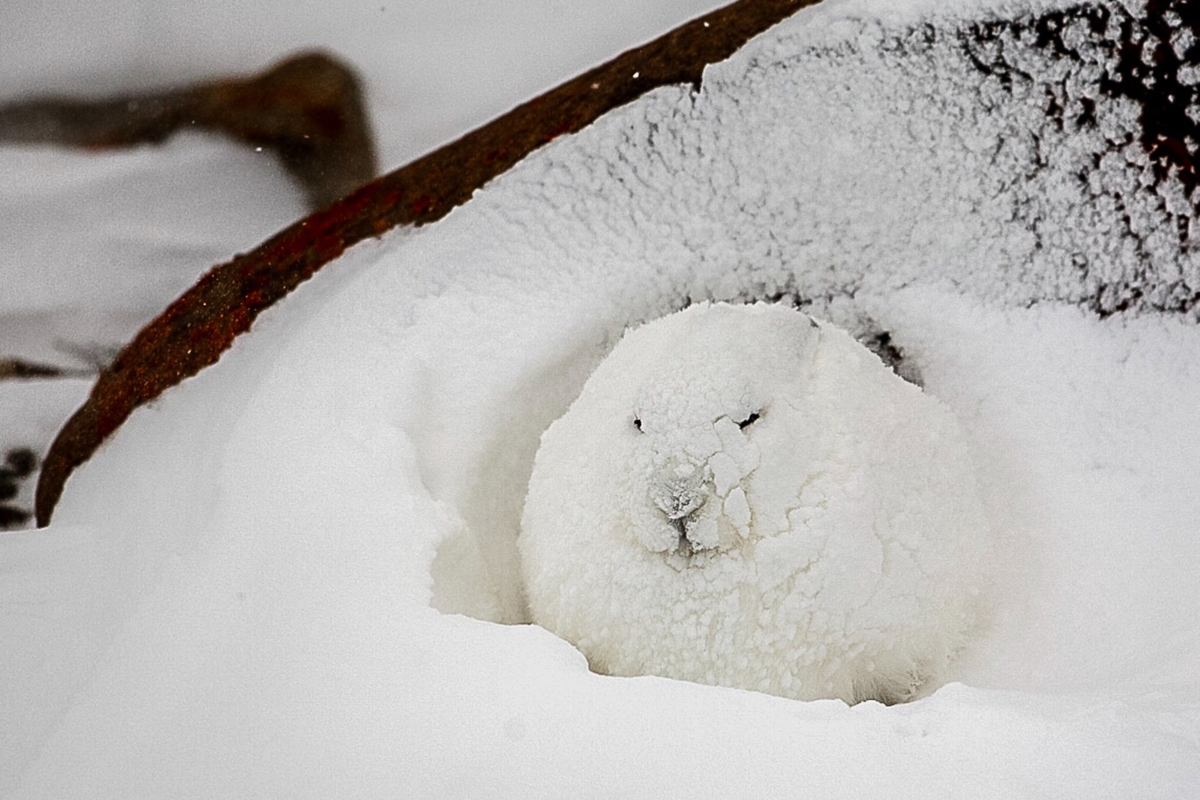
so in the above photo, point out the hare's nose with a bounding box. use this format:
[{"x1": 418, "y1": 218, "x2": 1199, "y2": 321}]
[
  {"x1": 650, "y1": 462, "x2": 708, "y2": 520},
  {"x1": 652, "y1": 483, "x2": 705, "y2": 520},
  {"x1": 649, "y1": 462, "x2": 715, "y2": 552}
]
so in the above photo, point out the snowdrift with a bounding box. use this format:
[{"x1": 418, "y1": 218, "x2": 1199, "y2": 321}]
[{"x1": 4, "y1": 0, "x2": 1199, "y2": 796}]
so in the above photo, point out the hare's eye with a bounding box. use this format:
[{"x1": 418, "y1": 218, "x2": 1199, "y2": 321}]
[{"x1": 736, "y1": 412, "x2": 761, "y2": 430}]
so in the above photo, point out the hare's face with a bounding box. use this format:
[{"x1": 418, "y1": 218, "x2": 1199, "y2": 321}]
[
  {"x1": 594, "y1": 305, "x2": 822, "y2": 562},
  {"x1": 520, "y1": 302, "x2": 992, "y2": 705}
]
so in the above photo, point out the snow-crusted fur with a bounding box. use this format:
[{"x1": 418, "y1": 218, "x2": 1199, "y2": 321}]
[{"x1": 519, "y1": 302, "x2": 992, "y2": 704}]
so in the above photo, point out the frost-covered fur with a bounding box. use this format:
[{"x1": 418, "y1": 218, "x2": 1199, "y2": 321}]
[{"x1": 519, "y1": 303, "x2": 992, "y2": 704}]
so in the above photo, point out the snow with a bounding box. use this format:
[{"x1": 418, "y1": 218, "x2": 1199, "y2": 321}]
[
  {"x1": 0, "y1": 134, "x2": 306, "y2": 365},
  {"x1": 4, "y1": 0, "x2": 1200, "y2": 796},
  {"x1": 0, "y1": 133, "x2": 309, "y2": 532},
  {"x1": 520, "y1": 303, "x2": 993, "y2": 705}
]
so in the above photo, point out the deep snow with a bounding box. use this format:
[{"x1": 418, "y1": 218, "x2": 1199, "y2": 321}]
[{"x1": 3, "y1": 0, "x2": 1200, "y2": 797}]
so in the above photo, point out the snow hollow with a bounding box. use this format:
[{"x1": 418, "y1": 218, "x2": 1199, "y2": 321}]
[{"x1": 4, "y1": 0, "x2": 1199, "y2": 796}]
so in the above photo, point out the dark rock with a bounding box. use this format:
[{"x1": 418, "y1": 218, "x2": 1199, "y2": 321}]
[
  {"x1": 0, "y1": 448, "x2": 38, "y2": 530},
  {"x1": 0, "y1": 358, "x2": 65, "y2": 380}
]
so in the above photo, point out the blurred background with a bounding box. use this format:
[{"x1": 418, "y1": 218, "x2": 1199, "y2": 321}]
[{"x1": 1, "y1": 0, "x2": 725, "y2": 170}]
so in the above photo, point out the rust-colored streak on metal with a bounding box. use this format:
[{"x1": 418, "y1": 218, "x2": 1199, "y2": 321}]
[{"x1": 35, "y1": 0, "x2": 818, "y2": 525}]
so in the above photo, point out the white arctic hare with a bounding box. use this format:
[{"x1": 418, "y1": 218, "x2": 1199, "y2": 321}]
[{"x1": 519, "y1": 302, "x2": 992, "y2": 704}]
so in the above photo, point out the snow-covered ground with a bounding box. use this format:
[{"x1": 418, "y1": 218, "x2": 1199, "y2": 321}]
[{"x1": 4, "y1": 0, "x2": 1200, "y2": 797}]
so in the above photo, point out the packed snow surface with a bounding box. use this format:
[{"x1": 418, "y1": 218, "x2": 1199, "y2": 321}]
[
  {"x1": 521, "y1": 303, "x2": 993, "y2": 705},
  {"x1": 4, "y1": 0, "x2": 1200, "y2": 796}
]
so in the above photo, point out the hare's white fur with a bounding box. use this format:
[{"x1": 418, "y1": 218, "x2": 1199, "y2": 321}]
[{"x1": 520, "y1": 303, "x2": 991, "y2": 704}]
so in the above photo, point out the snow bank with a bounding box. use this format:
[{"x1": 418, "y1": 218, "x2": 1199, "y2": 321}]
[{"x1": 4, "y1": 0, "x2": 1199, "y2": 796}]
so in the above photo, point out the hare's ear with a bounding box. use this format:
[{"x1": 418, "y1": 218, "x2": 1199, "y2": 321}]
[{"x1": 786, "y1": 313, "x2": 821, "y2": 373}]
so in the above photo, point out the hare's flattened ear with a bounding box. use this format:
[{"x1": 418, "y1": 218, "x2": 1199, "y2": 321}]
[{"x1": 791, "y1": 315, "x2": 821, "y2": 370}]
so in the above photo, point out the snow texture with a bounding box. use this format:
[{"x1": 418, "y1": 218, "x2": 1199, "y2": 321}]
[
  {"x1": 4, "y1": 0, "x2": 1200, "y2": 796},
  {"x1": 521, "y1": 303, "x2": 993, "y2": 705}
]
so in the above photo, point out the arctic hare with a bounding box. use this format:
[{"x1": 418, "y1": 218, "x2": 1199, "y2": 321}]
[{"x1": 520, "y1": 302, "x2": 991, "y2": 704}]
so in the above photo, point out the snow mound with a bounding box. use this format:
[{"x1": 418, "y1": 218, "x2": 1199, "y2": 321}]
[{"x1": 521, "y1": 302, "x2": 992, "y2": 704}]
